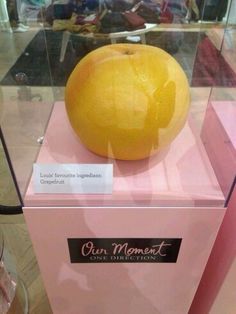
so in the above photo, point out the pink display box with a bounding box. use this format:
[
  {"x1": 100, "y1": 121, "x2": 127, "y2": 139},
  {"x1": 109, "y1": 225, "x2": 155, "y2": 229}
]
[
  {"x1": 189, "y1": 184, "x2": 236, "y2": 314},
  {"x1": 23, "y1": 206, "x2": 225, "y2": 314},
  {"x1": 23, "y1": 101, "x2": 227, "y2": 314},
  {"x1": 201, "y1": 101, "x2": 236, "y2": 197},
  {"x1": 24, "y1": 101, "x2": 224, "y2": 207},
  {"x1": 189, "y1": 101, "x2": 236, "y2": 314}
]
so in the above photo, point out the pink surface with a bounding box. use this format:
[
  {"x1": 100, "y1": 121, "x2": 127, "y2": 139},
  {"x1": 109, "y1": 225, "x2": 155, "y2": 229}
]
[
  {"x1": 201, "y1": 101, "x2": 236, "y2": 197},
  {"x1": 189, "y1": 184, "x2": 236, "y2": 314},
  {"x1": 24, "y1": 102, "x2": 224, "y2": 207},
  {"x1": 23, "y1": 206, "x2": 226, "y2": 314},
  {"x1": 212, "y1": 101, "x2": 236, "y2": 149}
]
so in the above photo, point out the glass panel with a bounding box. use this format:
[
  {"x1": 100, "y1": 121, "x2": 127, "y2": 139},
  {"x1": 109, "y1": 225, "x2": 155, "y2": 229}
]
[
  {"x1": 202, "y1": 87, "x2": 236, "y2": 199},
  {"x1": 0, "y1": 26, "x2": 54, "y2": 197},
  {"x1": 0, "y1": 228, "x2": 28, "y2": 314},
  {"x1": 0, "y1": 229, "x2": 3, "y2": 260},
  {"x1": 198, "y1": 2, "x2": 236, "y2": 202},
  {"x1": 0, "y1": 138, "x2": 20, "y2": 208},
  {"x1": 0, "y1": 0, "x2": 235, "y2": 208}
]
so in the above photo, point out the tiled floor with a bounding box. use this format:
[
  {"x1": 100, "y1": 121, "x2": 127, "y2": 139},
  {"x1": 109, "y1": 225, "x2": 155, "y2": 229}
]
[
  {"x1": 0, "y1": 21, "x2": 236, "y2": 314},
  {"x1": 0, "y1": 30, "x2": 38, "y2": 81}
]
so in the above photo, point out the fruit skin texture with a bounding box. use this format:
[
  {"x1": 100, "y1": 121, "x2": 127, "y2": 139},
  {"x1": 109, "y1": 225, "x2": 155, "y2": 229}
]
[{"x1": 65, "y1": 44, "x2": 190, "y2": 160}]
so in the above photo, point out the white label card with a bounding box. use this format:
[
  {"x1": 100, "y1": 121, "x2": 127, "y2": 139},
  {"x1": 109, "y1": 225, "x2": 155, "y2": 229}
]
[{"x1": 33, "y1": 163, "x2": 113, "y2": 194}]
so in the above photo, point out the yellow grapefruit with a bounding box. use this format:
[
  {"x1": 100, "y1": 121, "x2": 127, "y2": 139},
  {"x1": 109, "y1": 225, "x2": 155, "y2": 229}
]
[{"x1": 65, "y1": 44, "x2": 190, "y2": 160}]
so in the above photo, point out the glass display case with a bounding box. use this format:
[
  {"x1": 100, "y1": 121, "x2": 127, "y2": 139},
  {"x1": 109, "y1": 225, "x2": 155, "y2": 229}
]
[{"x1": 0, "y1": 0, "x2": 235, "y2": 313}]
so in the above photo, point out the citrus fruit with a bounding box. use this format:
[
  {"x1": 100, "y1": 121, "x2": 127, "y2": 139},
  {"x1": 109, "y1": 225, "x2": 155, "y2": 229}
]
[{"x1": 65, "y1": 44, "x2": 190, "y2": 160}]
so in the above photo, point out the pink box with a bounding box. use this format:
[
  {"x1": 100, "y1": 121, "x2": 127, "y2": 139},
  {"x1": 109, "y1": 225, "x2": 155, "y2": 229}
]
[
  {"x1": 24, "y1": 206, "x2": 225, "y2": 314},
  {"x1": 23, "y1": 102, "x2": 226, "y2": 314},
  {"x1": 189, "y1": 101, "x2": 236, "y2": 314},
  {"x1": 189, "y1": 184, "x2": 236, "y2": 314}
]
